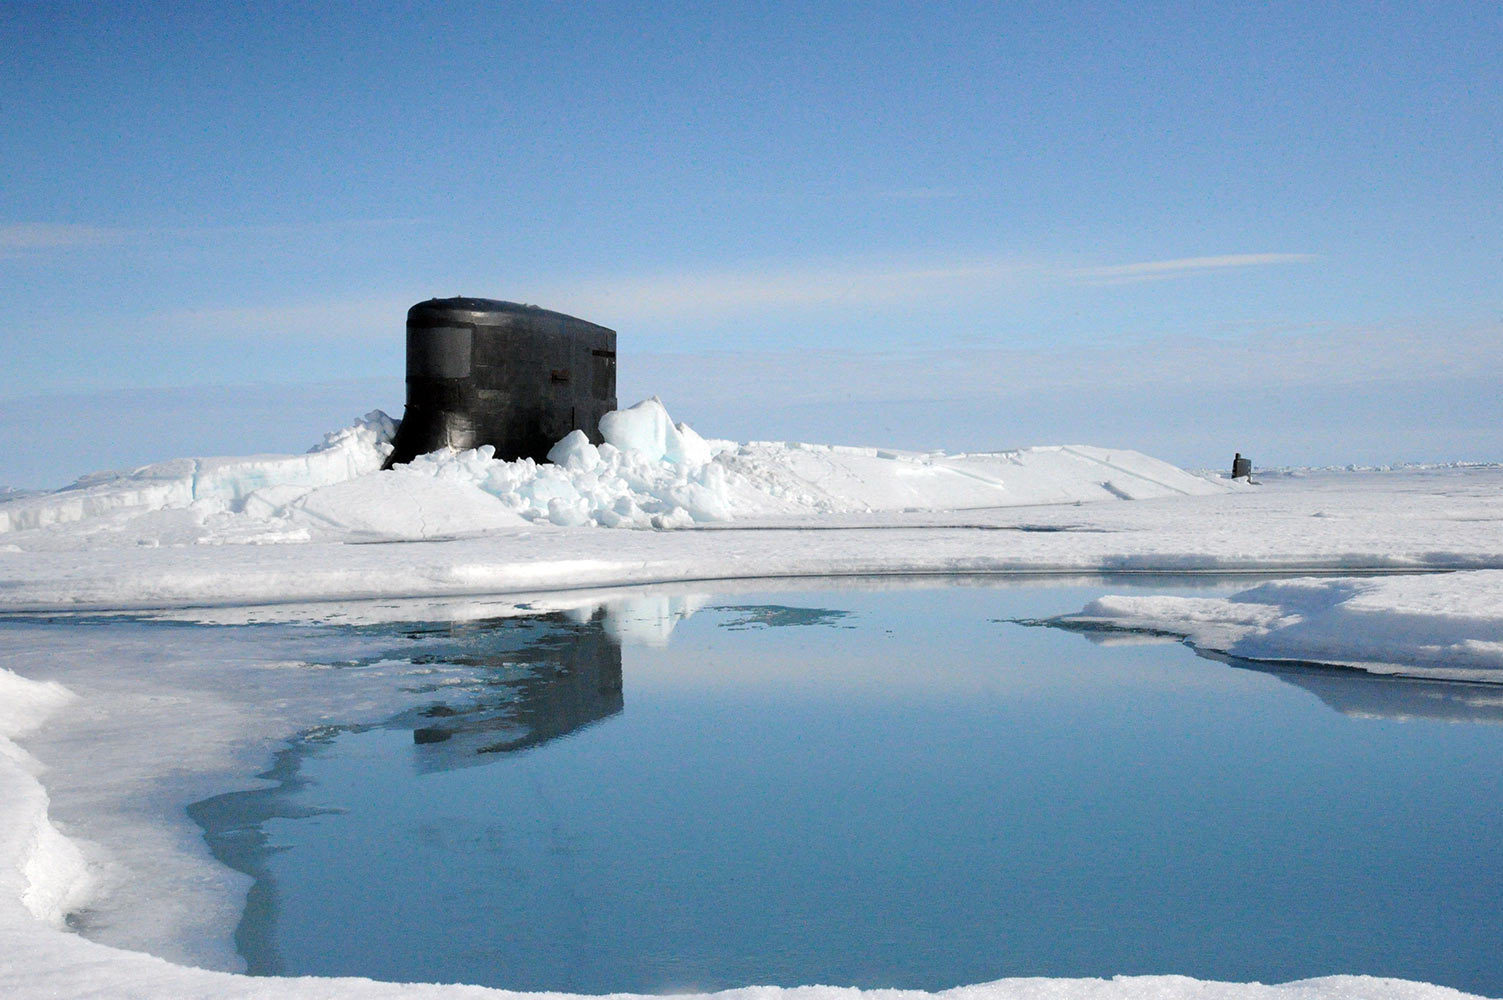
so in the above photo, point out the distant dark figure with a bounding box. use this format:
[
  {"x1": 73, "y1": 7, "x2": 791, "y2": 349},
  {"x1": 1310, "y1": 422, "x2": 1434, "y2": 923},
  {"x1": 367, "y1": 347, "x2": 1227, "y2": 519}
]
[{"x1": 1232, "y1": 453, "x2": 1252, "y2": 480}]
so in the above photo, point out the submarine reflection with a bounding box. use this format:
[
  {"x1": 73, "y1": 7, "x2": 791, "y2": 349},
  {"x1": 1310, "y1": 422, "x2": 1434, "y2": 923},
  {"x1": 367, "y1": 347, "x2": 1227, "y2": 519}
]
[
  {"x1": 407, "y1": 593, "x2": 1503, "y2": 784},
  {"x1": 394, "y1": 592, "x2": 705, "y2": 773},
  {"x1": 404, "y1": 611, "x2": 624, "y2": 773}
]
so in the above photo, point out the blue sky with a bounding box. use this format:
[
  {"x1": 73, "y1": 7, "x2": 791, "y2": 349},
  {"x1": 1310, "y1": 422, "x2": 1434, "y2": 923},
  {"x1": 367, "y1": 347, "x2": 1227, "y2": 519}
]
[{"x1": 2, "y1": 1, "x2": 1499, "y2": 486}]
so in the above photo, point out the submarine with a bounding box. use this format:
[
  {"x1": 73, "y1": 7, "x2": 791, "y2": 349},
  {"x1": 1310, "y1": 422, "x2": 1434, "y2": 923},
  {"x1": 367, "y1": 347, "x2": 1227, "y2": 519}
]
[{"x1": 385, "y1": 297, "x2": 617, "y2": 467}]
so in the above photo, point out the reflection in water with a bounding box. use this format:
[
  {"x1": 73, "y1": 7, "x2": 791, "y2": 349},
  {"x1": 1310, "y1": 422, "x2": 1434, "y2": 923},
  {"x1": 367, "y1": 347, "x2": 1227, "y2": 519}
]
[
  {"x1": 408, "y1": 612, "x2": 624, "y2": 771},
  {"x1": 194, "y1": 583, "x2": 1503, "y2": 997},
  {"x1": 392, "y1": 593, "x2": 711, "y2": 771},
  {"x1": 397, "y1": 594, "x2": 859, "y2": 773},
  {"x1": 1232, "y1": 657, "x2": 1503, "y2": 725},
  {"x1": 601, "y1": 593, "x2": 709, "y2": 647},
  {"x1": 1055, "y1": 621, "x2": 1503, "y2": 725},
  {"x1": 192, "y1": 604, "x2": 641, "y2": 974}
]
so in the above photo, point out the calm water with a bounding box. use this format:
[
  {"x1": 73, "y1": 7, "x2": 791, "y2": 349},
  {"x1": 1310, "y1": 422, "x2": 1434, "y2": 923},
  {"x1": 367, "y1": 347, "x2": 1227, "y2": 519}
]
[{"x1": 192, "y1": 580, "x2": 1503, "y2": 996}]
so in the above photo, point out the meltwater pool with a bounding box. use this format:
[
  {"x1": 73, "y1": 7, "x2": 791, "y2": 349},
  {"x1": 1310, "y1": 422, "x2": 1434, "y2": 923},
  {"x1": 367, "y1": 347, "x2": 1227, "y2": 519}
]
[{"x1": 174, "y1": 578, "x2": 1503, "y2": 996}]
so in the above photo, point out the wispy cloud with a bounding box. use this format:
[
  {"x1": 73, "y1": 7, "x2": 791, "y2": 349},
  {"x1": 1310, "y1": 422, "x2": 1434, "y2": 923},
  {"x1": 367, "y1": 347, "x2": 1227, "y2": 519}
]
[
  {"x1": 0, "y1": 222, "x2": 125, "y2": 257},
  {"x1": 628, "y1": 318, "x2": 1503, "y2": 412},
  {"x1": 616, "y1": 318, "x2": 1503, "y2": 464},
  {"x1": 554, "y1": 256, "x2": 1044, "y2": 320},
  {"x1": 150, "y1": 249, "x2": 1323, "y2": 336},
  {"x1": 555, "y1": 251, "x2": 1319, "y2": 321},
  {"x1": 1068, "y1": 253, "x2": 1320, "y2": 285},
  {"x1": 0, "y1": 217, "x2": 429, "y2": 262}
]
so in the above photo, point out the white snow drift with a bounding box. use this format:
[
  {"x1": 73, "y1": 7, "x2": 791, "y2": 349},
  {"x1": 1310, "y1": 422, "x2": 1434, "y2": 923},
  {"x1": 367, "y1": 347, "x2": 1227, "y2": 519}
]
[
  {"x1": 1055, "y1": 572, "x2": 1503, "y2": 683},
  {"x1": 0, "y1": 397, "x2": 1223, "y2": 545},
  {"x1": 0, "y1": 411, "x2": 397, "y2": 535},
  {"x1": 2, "y1": 415, "x2": 1502, "y2": 618}
]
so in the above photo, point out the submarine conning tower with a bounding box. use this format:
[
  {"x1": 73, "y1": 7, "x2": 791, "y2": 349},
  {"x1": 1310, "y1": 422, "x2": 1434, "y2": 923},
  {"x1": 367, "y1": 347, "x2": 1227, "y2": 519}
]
[{"x1": 385, "y1": 297, "x2": 617, "y2": 468}]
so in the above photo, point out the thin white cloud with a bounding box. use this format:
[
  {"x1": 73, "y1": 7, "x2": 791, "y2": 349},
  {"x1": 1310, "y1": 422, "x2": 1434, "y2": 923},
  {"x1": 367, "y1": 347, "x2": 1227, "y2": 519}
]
[
  {"x1": 148, "y1": 250, "x2": 1323, "y2": 336},
  {"x1": 555, "y1": 256, "x2": 1044, "y2": 320},
  {"x1": 0, "y1": 222, "x2": 125, "y2": 256},
  {"x1": 628, "y1": 319, "x2": 1503, "y2": 409},
  {"x1": 555, "y1": 251, "x2": 1320, "y2": 321},
  {"x1": 616, "y1": 320, "x2": 1503, "y2": 464},
  {"x1": 1, "y1": 218, "x2": 429, "y2": 262},
  {"x1": 1069, "y1": 253, "x2": 1320, "y2": 285}
]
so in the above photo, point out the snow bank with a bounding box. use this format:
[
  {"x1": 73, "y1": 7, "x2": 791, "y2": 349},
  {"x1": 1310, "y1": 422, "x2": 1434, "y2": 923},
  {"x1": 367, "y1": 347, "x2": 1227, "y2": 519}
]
[
  {"x1": 597, "y1": 394, "x2": 714, "y2": 466},
  {"x1": 2, "y1": 467, "x2": 1501, "y2": 613},
  {"x1": 398, "y1": 411, "x2": 1218, "y2": 532},
  {"x1": 4, "y1": 403, "x2": 1502, "y2": 617},
  {"x1": 1054, "y1": 571, "x2": 1503, "y2": 682},
  {"x1": 0, "y1": 411, "x2": 395, "y2": 535},
  {"x1": 0, "y1": 397, "x2": 1225, "y2": 546},
  {"x1": 404, "y1": 399, "x2": 736, "y2": 530},
  {"x1": 0, "y1": 670, "x2": 93, "y2": 936}
]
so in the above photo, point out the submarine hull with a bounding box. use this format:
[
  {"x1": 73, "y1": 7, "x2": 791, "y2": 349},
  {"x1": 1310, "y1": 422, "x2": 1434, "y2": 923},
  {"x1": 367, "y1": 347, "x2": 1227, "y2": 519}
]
[{"x1": 386, "y1": 298, "x2": 617, "y2": 466}]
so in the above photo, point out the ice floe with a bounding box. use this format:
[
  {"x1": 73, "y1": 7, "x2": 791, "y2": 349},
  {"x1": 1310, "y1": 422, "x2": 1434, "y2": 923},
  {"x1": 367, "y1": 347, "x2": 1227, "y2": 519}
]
[{"x1": 1053, "y1": 571, "x2": 1503, "y2": 683}]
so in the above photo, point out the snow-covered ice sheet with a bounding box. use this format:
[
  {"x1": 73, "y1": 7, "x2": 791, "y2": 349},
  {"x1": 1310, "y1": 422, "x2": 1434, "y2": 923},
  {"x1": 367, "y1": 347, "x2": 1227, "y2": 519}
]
[
  {"x1": 3, "y1": 405, "x2": 1503, "y2": 998},
  {"x1": 1052, "y1": 571, "x2": 1503, "y2": 683},
  {"x1": 0, "y1": 411, "x2": 398, "y2": 537},
  {"x1": 1, "y1": 462, "x2": 1500, "y2": 612},
  {"x1": 0, "y1": 398, "x2": 1224, "y2": 548}
]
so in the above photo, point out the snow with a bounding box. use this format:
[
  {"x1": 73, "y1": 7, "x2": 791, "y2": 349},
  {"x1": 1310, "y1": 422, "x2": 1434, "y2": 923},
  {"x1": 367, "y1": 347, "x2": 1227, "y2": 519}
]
[
  {"x1": 0, "y1": 411, "x2": 396, "y2": 535},
  {"x1": 2, "y1": 404, "x2": 1502, "y2": 999},
  {"x1": 0, "y1": 670, "x2": 93, "y2": 931},
  {"x1": 1053, "y1": 572, "x2": 1503, "y2": 683},
  {"x1": 1, "y1": 461, "x2": 1499, "y2": 614},
  {"x1": 0, "y1": 398, "x2": 1225, "y2": 546},
  {"x1": 597, "y1": 395, "x2": 715, "y2": 466}
]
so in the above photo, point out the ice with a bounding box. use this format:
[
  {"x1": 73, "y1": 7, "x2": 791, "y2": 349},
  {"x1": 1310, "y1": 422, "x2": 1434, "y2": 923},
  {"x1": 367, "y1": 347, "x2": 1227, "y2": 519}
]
[
  {"x1": 284, "y1": 469, "x2": 528, "y2": 538},
  {"x1": 398, "y1": 433, "x2": 737, "y2": 530},
  {"x1": 2, "y1": 403, "x2": 1503, "y2": 992},
  {"x1": 1, "y1": 462, "x2": 1501, "y2": 613},
  {"x1": 0, "y1": 674, "x2": 91, "y2": 942},
  {"x1": 546, "y1": 429, "x2": 601, "y2": 470},
  {"x1": 3, "y1": 407, "x2": 1503, "y2": 997},
  {"x1": 0, "y1": 410, "x2": 396, "y2": 535},
  {"x1": 0, "y1": 665, "x2": 74, "y2": 740},
  {"x1": 598, "y1": 395, "x2": 714, "y2": 465},
  {"x1": 1056, "y1": 571, "x2": 1503, "y2": 682},
  {"x1": 0, "y1": 399, "x2": 1227, "y2": 549}
]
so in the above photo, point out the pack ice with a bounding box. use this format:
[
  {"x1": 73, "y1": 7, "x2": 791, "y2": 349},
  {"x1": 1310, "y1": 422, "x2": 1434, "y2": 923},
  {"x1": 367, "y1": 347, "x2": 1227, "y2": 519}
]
[
  {"x1": 4, "y1": 401, "x2": 1503, "y2": 1000},
  {"x1": 1055, "y1": 571, "x2": 1503, "y2": 682},
  {"x1": 0, "y1": 397, "x2": 1223, "y2": 546}
]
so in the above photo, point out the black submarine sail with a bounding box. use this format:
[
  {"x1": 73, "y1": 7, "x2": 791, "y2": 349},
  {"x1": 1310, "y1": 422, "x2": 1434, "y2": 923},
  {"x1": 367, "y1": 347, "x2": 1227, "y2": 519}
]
[{"x1": 386, "y1": 297, "x2": 617, "y2": 468}]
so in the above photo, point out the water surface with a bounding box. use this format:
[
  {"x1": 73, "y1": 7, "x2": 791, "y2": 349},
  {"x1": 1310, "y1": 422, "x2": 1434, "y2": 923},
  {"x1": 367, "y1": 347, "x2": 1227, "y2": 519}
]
[{"x1": 192, "y1": 580, "x2": 1503, "y2": 995}]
